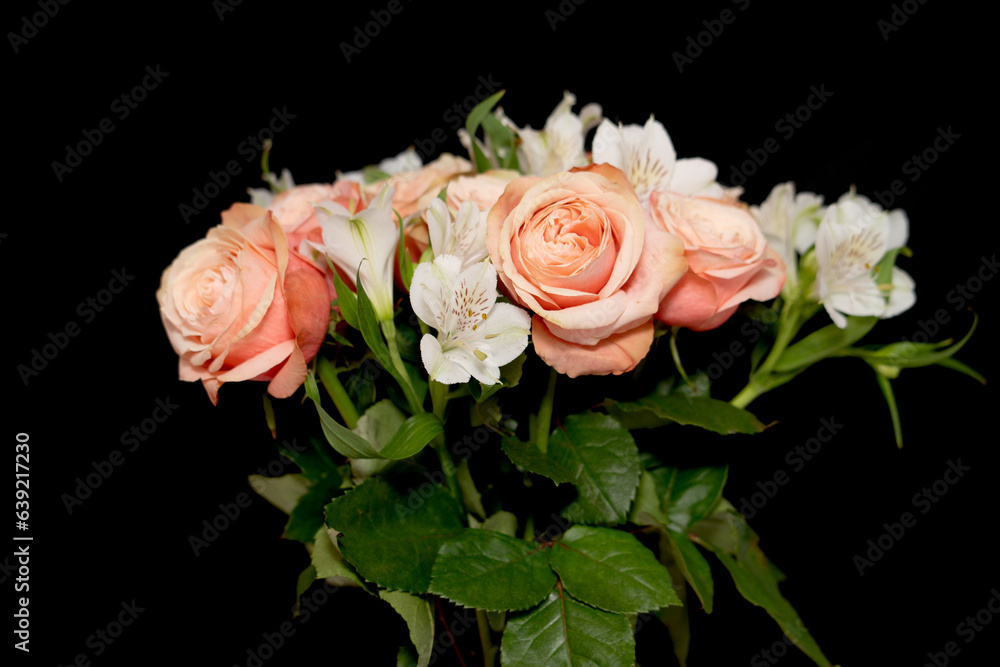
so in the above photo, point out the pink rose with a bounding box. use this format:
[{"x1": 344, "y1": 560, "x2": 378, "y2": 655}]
[
  {"x1": 650, "y1": 191, "x2": 785, "y2": 331},
  {"x1": 232, "y1": 181, "x2": 363, "y2": 251},
  {"x1": 365, "y1": 153, "x2": 473, "y2": 218},
  {"x1": 487, "y1": 163, "x2": 688, "y2": 377},
  {"x1": 445, "y1": 170, "x2": 520, "y2": 214},
  {"x1": 157, "y1": 209, "x2": 331, "y2": 404}
]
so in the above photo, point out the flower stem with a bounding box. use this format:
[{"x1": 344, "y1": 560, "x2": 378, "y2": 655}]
[
  {"x1": 534, "y1": 368, "x2": 558, "y2": 454},
  {"x1": 669, "y1": 326, "x2": 694, "y2": 388},
  {"x1": 430, "y1": 380, "x2": 465, "y2": 515},
  {"x1": 730, "y1": 298, "x2": 802, "y2": 409},
  {"x1": 476, "y1": 609, "x2": 496, "y2": 667},
  {"x1": 380, "y1": 318, "x2": 423, "y2": 414},
  {"x1": 316, "y1": 356, "x2": 359, "y2": 429}
]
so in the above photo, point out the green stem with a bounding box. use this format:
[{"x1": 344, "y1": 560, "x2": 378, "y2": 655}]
[
  {"x1": 730, "y1": 381, "x2": 767, "y2": 410},
  {"x1": 476, "y1": 609, "x2": 496, "y2": 667},
  {"x1": 316, "y1": 356, "x2": 359, "y2": 429},
  {"x1": 729, "y1": 298, "x2": 803, "y2": 409},
  {"x1": 430, "y1": 380, "x2": 465, "y2": 514},
  {"x1": 669, "y1": 326, "x2": 693, "y2": 388},
  {"x1": 534, "y1": 368, "x2": 558, "y2": 454},
  {"x1": 380, "y1": 318, "x2": 423, "y2": 414}
]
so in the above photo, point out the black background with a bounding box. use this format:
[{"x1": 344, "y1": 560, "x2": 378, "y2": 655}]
[{"x1": 7, "y1": 0, "x2": 997, "y2": 665}]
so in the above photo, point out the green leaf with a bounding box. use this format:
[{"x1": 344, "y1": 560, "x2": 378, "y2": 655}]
[
  {"x1": 500, "y1": 590, "x2": 635, "y2": 667},
  {"x1": 310, "y1": 527, "x2": 364, "y2": 588},
  {"x1": 501, "y1": 436, "x2": 574, "y2": 484},
  {"x1": 325, "y1": 479, "x2": 464, "y2": 593},
  {"x1": 607, "y1": 393, "x2": 764, "y2": 435},
  {"x1": 874, "y1": 371, "x2": 904, "y2": 448},
  {"x1": 430, "y1": 529, "x2": 556, "y2": 611},
  {"x1": 936, "y1": 356, "x2": 986, "y2": 384},
  {"x1": 693, "y1": 509, "x2": 831, "y2": 667},
  {"x1": 363, "y1": 165, "x2": 392, "y2": 183},
  {"x1": 663, "y1": 529, "x2": 714, "y2": 614},
  {"x1": 660, "y1": 466, "x2": 729, "y2": 530},
  {"x1": 380, "y1": 590, "x2": 434, "y2": 667},
  {"x1": 331, "y1": 264, "x2": 359, "y2": 330},
  {"x1": 396, "y1": 646, "x2": 418, "y2": 667},
  {"x1": 775, "y1": 316, "x2": 878, "y2": 372},
  {"x1": 549, "y1": 525, "x2": 680, "y2": 613},
  {"x1": 248, "y1": 473, "x2": 308, "y2": 515},
  {"x1": 482, "y1": 511, "x2": 518, "y2": 537},
  {"x1": 464, "y1": 90, "x2": 506, "y2": 172},
  {"x1": 295, "y1": 564, "x2": 317, "y2": 616},
  {"x1": 313, "y1": 398, "x2": 441, "y2": 460},
  {"x1": 553, "y1": 414, "x2": 642, "y2": 525},
  {"x1": 356, "y1": 275, "x2": 423, "y2": 413},
  {"x1": 284, "y1": 472, "x2": 343, "y2": 543}
]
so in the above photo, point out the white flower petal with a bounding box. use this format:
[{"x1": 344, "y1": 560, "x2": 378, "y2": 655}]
[
  {"x1": 420, "y1": 335, "x2": 470, "y2": 385},
  {"x1": 480, "y1": 302, "x2": 531, "y2": 367},
  {"x1": 881, "y1": 266, "x2": 916, "y2": 319}
]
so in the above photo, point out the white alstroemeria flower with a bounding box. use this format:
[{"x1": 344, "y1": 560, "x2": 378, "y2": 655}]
[
  {"x1": 410, "y1": 256, "x2": 530, "y2": 385},
  {"x1": 337, "y1": 147, "x2": 423, "y2": 183},
  {"x1": 423, "y1": 198, "x2": 488, "y2": 271},
  {"x1": 592, "y1": 116, "x2": 723, "y2": 206},
  {"x1": 308, "y1": 185, "x2": 398, "y2": 322},
  {"x1": 751, "y1": 182, "x2": 825, "y2": 292},
  {"x1": 247, "y1": 168, "x2": 296, "y2": 207},
  {"x1": 812, "y1": 190, "x2": 914, "y2": 328},
  {"x1": 510, "y1": 91, "x2": 602, "y2": 176}
]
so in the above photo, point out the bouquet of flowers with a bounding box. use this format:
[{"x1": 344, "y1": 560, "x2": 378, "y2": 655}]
[{"x1": 157, "y1": 91, "x2": 980, "y2": 666}]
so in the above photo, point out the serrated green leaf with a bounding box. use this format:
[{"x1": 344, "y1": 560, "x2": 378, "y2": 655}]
[
  {"x1": 775, "y1": 316, "x2": 877, "y2": 372},
  {"x1": 380, "y1": 590, "x2": 434, "y2": 667},
  {"x1": 501, "y1": 436, "x2": 574, "y2": 484},
  {"x1": 430, "y1": 529, "x2": 556, "y2": 611},
  {"x1": 553, "y1": 414, "x2": 642, "y2": 525},
  {"x1": 284, "y1": 473, "x2": 343, "y2": 543},
  {"x1": 549, "y1": 526, "x2": 680, "y2": 613},
  {"x1": 500, "y1": 590, "x2": 635, "y2": 667},
  {"x1": 310, "y1": 527, "x2": 364, "y2": 588},
  {"x1": 660, "y1": 466, "x2": 729, "y2": 530},
  {"x1": 605, "y1": 394, "x2": 764, "y2": 435},
  {"x1": 693, "y1": 510, "x2": 831, "y2": 667},
  {"x1": 325, "y1": 479, "x2": 464, "y2": 593}
]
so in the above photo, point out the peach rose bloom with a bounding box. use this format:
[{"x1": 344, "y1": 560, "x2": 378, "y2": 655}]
[
  {"x1": 403, "y1": 170, "x2": 519, "y2": 262},
  {"x1": 487, "y1": 163, "x2": 688, "y2": 377},
  {"x1": 650, "y1": 191, "x2": 785, "y2": 331},
  {"x1": 363, "y1": 153, "x2": 472, "y2": 218},
  {"x1": 233, "y1": 181, "x2": 362, "y2": 251},
  {"x1": 157, "y1": 209, "x2": 331, "y2": 404}
]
